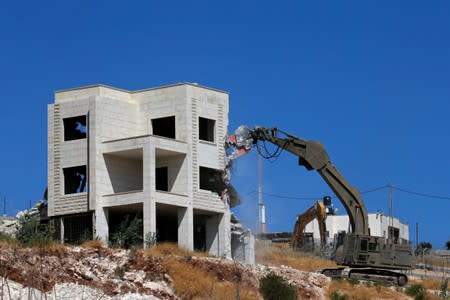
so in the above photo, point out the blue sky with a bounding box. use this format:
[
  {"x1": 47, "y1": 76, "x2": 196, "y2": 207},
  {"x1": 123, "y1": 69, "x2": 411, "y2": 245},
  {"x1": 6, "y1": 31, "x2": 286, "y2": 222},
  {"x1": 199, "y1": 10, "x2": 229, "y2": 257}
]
[{"x1": 0, "y1": 1, "x2": 449, "y2": 248}]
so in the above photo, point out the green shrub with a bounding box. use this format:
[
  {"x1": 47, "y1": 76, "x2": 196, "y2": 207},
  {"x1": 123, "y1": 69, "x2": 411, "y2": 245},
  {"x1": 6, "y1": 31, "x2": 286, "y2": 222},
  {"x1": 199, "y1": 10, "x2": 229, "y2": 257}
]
[
  {"x1": 0, "y1": 232, "x2": 14, "y2": 242},
  {"x1": 440, "y1": 278, "x2": 448, "y2": 298},
  {"x1": 109, "y1": 215, "x2": 143, "y2": 249},
  {"x1": 15, "y1": 213, "x2": 54, "y2": 247},
  {"x1": 259, "y1": 273, "x2": 297, "y2": 300},
  {"x1": 330, "y1": 291, "x2": 349, "y2": 300},
  {"x1": 405, "y1": 284, "x2": 426, "y2": 300},
  {"x1": 114, "y1": 266, "x2": 126, "y2": 279}
]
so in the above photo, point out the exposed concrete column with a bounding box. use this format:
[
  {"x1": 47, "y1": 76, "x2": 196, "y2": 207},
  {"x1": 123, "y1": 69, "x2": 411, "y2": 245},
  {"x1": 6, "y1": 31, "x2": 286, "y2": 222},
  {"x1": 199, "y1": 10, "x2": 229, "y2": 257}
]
[
  {"x1": 219, "y1": 210, "x2": 232, "y2": 259},
  {"x1": 60, "y1": 217, "x2": 64, "y2": 243},
  {"x1": 143, "y1": 143, "x2": 156, "y2": 243},
  {"x1": 205, "y1": 214, "x2": 220, "y2": 256},
  {"x1": 204, "y1": 212, "x2": 232, "y2": 258},
  {"x1": 95, "y1": 208, "x2": 108, "y2": 242},
  {"x1": 178, "y1": 206, "x2": 193, "y2": 250}
]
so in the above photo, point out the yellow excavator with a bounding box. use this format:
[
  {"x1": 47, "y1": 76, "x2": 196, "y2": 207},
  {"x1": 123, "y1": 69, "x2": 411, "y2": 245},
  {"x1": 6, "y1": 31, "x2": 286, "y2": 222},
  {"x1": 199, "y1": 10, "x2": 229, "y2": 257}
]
[{"x1": 291, "y1": 198, "x2": 329, "y2": 251}]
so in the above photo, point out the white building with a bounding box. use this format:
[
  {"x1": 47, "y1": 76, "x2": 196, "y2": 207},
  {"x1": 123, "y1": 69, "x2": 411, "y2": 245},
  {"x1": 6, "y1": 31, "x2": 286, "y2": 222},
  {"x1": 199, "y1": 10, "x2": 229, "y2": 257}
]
[
  {"x1": 305, "y1": 212, "x2": 410, "y2": 245},
  {"x1": 48, "y1": 83, "x2": 232, "y2": 256}
]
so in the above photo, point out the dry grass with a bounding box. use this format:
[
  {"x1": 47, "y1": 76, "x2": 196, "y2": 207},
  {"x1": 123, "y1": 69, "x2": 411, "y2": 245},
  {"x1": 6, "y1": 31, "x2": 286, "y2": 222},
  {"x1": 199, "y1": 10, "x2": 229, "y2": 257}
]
[
  {"x1": 143, "y1": 242, "x2": 192, "y2": 257},
  {"x1": 255, "y1": 241, "x2": 337, "y2": 272},
  {"x1": 327, "y1": 279, "x2": 410, "y2": 300},
  {"x1": 142, "y1": 243, "x2": 258, "y2": 299},
  {"x1": 410, "y1": 278, "x2": 442, "y2": 290},
  {"x1": 163, "y1": 257, "x2": 258, "y2": 300},
  {"x1": 143, "y1": 242, "x2": 210, "y2": 258},
  {"x1": 0, "y1": 239, "x2": 18, "y2": 248},
  {"x1": 81, "y1": 239, "x2": 105, "y2": 249}
]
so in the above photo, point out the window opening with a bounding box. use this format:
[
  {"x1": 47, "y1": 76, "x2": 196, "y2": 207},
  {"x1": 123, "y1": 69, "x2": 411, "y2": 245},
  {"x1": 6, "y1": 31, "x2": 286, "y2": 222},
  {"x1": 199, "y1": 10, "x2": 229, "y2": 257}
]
[
  {"x1": 199, "y1": 166, "x2": 224, "y2": 193},
  {"x1": 63, "y1": 115, "x2": 87, "y2": 141},
  {"x1": 152, "y1": 116, "x2": 175, "y2": 139},
  {"x1": 199, "y1": 117, "x2": 215, "y2": 142},
  {"x1": 63, "y1": 165, "x2": 87, "y2": 194},
  {"x1": 155, "y1": 167, "x2": 169, "y2": 191}
]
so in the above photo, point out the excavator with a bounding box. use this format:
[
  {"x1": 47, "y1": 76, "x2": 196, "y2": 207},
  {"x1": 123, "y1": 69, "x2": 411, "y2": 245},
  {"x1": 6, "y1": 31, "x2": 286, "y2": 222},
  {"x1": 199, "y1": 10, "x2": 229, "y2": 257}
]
[
  {"x1": 226, "y1": 126, "x2": 414, "y2": 286},
  {"x1": 291, "y1": 197, "x2": 330, "y2": 251}
]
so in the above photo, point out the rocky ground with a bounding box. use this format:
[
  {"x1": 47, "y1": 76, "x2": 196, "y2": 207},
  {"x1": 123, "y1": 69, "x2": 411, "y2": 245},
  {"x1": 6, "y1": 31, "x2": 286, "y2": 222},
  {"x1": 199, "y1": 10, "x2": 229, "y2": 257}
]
[{"x1": 0, "y1": 245, "x2": 330, "y2": 300}]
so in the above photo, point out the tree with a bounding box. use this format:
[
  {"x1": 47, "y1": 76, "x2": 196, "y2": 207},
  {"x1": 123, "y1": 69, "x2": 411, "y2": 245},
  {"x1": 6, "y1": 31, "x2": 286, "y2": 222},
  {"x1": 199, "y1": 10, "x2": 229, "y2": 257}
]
[
  {"x1": 15, "y1": 213, "x2": 54, "y2": 247},
  {"x1": 419, "y1": 242, "x2": 432, "y2": 249},
  {"x1": 446, "y1": 240, "x2": 450, "y2": 250}
]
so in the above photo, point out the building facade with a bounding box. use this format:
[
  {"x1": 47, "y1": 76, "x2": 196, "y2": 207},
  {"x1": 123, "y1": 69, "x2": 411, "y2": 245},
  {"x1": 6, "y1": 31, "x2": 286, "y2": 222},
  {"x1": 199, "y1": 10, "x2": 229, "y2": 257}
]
[
  {"x1": 305, "y1": 212, "x2": 410, "y2": 245},
  {"x1": 48, "y1": 83, "x2": 231, "y2": 256}
]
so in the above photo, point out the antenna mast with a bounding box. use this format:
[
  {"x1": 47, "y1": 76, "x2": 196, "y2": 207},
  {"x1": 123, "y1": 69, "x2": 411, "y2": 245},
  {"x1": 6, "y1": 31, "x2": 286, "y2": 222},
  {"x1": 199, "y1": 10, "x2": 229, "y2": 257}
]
[{"x1": 258, "y1": 155, "x2": 267, "y2": 233}]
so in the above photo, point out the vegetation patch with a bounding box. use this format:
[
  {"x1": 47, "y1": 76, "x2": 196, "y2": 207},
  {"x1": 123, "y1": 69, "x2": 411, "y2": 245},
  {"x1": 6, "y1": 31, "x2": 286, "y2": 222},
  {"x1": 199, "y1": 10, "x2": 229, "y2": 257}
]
[{"x1": 259, "y1": 272, "x2": 297, "y2": 300}]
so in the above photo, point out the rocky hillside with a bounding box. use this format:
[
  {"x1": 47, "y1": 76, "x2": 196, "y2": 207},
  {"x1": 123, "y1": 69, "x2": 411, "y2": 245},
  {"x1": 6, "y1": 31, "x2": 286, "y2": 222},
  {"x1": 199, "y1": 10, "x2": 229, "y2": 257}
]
[{"x1": 0, "y1": 243, "x2": 330, "y2": 299}]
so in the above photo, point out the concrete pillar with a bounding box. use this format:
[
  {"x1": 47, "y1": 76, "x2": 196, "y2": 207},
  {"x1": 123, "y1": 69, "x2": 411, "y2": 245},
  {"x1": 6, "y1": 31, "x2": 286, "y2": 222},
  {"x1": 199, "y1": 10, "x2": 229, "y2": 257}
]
[
  {"x1": 143, "y1": 143, "x2": 156, "y2": 246},
  {"x1": 206, "y1": 214, "x2": 220, "y2": 256},
  {"x1": 60, "y1": 217, "x2": 64, "y2": 243},
  {"x1": 95, "y1": 208, "x2": 109, "y2": 242},
  {"x1": 243, "y1": 231, "x2": 255, "y2": 265},
  {"x1": 143, "y1": 200, "x2": 156, "y2": 245},
  {"x1": 178, "y1": 206, "x2": 193, "y2": 250},
  {"x1": 218, "y1": 211, "x2": 232, "y2": 258}
]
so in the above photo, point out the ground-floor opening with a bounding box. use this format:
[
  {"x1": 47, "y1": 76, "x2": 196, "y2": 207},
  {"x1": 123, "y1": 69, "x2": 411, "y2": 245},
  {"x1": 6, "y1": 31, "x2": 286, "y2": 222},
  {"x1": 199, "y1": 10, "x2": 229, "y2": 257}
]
[
  {"x1": 193, "y1": 210, "x2": 223, "y2": 254},
  {"x1": 107, "y1": 203, "x2": 143, "y2": 248},
  {"x1": 156, "y1": 203, "x2": 178, "y2": 243},
  {"x1": 52, "y1": 212, "x2": 94, "y2": 244}
]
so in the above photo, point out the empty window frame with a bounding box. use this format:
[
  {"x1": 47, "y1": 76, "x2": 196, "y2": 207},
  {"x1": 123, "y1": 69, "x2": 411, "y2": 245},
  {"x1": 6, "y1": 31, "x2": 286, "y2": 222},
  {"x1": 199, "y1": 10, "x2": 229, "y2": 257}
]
[
  {"x1": 199, "y1": 166, "x2": 224, "y2": 193},
  {"x1": 155, "y1": 167, "x2": 169, "y2": 191},
  {"x1": 152, "y1": 116, "x2": 175, "y2": 139},
  {"x1": 63, "y1": 115, "x2": 87, "y2": 141},
  {"x1": 199, "y1": 117, "x2": 215, "y2": 142},
  {"x1": 63, "y1": 165, "x2": 87, "y2": 194}
]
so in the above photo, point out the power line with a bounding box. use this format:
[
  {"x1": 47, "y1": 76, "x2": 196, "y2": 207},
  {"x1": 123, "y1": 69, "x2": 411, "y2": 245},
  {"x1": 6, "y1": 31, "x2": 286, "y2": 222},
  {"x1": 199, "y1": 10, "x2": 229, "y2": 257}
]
[
  {"x1": 240, "y1": 185, "x2": 450, "y2": 201},
  {"x1": 392, "y1": 186, "x2": 450, "y2": 200}
]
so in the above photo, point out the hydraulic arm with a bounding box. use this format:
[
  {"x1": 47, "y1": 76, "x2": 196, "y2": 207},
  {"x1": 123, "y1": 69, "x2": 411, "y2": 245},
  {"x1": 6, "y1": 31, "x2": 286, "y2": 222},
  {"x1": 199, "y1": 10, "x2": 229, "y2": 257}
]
[
  {"x1": 227, "y1": 125, "x2": 413, "y2": 286},
  {"x1": 228, "y1": 126, "x2": 369, "y2": 235}
]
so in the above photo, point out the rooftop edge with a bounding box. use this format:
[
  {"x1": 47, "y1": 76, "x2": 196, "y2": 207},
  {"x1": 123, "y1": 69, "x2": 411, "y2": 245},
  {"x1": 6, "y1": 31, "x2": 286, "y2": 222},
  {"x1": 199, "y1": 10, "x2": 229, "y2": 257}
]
[{"x1": 55, "y1": 82, "x2": 229, "y2": 95}]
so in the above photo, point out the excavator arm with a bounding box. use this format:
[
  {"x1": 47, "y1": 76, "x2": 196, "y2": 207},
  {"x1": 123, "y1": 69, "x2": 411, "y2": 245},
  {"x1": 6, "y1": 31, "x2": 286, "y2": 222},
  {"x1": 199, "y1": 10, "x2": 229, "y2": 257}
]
[
  {"x1": 227, "y1": 126, "x2": 369, "y2": 235},
  {"x1": 227, "y1": 125, "x2": 413, "y2": 283}
]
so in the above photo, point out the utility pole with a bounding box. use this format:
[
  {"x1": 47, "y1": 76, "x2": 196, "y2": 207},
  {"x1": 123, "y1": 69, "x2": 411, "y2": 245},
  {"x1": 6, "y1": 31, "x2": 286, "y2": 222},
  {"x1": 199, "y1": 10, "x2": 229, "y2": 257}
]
[
  {"x1": 3, "y1": 196, "x2": 5, "y2": 216},
  {"x1": 258, "y1": 155, "x2": 267, "y2": 234},
  {"x1": 416, "y1": 222, "x2": 419, "y2": 249},
  {"x1": 388, "y1": 183, "x2": 393, "y2": 242}
]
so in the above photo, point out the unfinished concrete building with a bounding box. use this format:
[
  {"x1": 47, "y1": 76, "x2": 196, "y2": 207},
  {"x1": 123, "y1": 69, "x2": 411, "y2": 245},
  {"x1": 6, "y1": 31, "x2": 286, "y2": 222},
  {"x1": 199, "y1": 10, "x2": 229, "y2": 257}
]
[{"x1": 48, "y1": 83, "x2": 231, "y2": 256}]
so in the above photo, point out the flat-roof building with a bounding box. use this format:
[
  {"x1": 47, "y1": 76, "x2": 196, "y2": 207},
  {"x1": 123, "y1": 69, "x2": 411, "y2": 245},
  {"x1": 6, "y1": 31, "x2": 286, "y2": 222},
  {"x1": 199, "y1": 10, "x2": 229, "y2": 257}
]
[{"x1": 48, "y1": 83, "x2": 231, "y2": 256}]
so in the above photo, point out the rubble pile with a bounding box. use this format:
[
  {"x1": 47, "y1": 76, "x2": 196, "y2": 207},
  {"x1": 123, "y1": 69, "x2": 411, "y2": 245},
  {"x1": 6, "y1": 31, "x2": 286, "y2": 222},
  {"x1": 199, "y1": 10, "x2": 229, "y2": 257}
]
[
  {"x1": 0, "y1": 246, "x2": 177, "y2": 299},
  {"x1": 0, "y1": 246, "x2": 330, "y2": 299}
]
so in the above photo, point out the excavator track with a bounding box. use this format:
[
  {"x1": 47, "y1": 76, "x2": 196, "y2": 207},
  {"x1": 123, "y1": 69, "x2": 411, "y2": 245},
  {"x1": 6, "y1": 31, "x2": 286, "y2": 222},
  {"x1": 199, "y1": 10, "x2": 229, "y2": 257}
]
[{"x1": 318, "y1": 267, "x2": 408, "y2": 286}]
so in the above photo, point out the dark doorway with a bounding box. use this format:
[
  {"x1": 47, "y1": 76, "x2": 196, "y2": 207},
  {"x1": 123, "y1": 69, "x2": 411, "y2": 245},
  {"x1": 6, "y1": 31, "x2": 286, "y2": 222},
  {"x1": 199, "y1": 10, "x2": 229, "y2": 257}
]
[
  {"x1": 156, "y1": 214, "x2": 178, "y2": 243},
  {"x1": 155, "y1": 167, "x2": 168, "y2": 191},
  {"x1": 194, "y1": 215, "x2": 207, "y2": 252}
]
